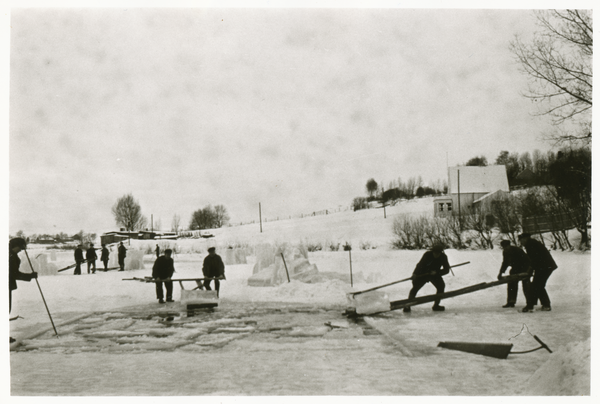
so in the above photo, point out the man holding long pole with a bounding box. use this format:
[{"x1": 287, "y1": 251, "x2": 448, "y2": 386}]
[
  {"x1": 9, "y1": 238, "x2": 38, "y2": 342},
  {"x1": 403, "y1": 244, "x2": 451, "y2": 313}
]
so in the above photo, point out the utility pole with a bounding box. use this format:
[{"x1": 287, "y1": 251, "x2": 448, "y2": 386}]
[
  {"x1": 457, "y1": 169, "x2": 462, "y2": 232},
  {"x1": 382, "y1": 186, "x2": 387, "y2": 219},
  {"x1": 259, "y1": 203, "x2": 263, "y2": 233}
]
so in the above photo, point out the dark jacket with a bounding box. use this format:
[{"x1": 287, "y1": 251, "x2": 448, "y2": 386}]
[
  {"x1": 203, "y1": 254, "x2": 225, "y2": 278},
  {"x1": 524, "y1": 239, "x2": 558, "y2": 273},
  {"x1": 101, "y1": 247, "x2": 109, "y2": 261},
  {"x1": 9, "y1": 250, "x2": 34, "y2": 291},
  {"x1": 86, "y1": 247, "x2": 97, "y2": 261},
  {"x1": 500, "y1": 246, "x2": 531, "y2": 275},
  {"x1": 74, "y1": 247, "x2": 84, "y2": 262},
  {"x1": 118, "y1": 245, "x2": 127, "y2": 259},
  {"x1": 152, "y1": 256, "x2": 175, "y2": 280},
  {"x1": 413, "y1": 251, "x2": 450, "y2": 277}
]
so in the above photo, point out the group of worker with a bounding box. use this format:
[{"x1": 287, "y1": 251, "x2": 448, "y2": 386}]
[
  {"x1": 151, "y1": 246, "x2": 225, "y2": 304},
  {"x1": 72, "y1": 241, "x2": 226, "y2": 304},
  {"x1": 73, "y1": 242, "x2": 128, "y2": 274},
  {"x1": 404, "y1": 233, "x2": 558, "y2": 313}
]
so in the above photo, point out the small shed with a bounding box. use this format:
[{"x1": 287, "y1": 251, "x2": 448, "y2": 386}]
[{"x1": 434, "y1": 197, "x2": 453, "y2": 217}]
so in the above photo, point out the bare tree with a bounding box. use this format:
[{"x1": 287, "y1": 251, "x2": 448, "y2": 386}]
[
  {"x1": 189, "y1": 205, "x2": 216, "y2": 230},
  {"x1": 405, "y1": 177, "x2": 418, "y2": 198},
  {"x1": 171, "y1": 214, "x2": 181, "y2": 233},
  {"x1": 214, "y1": 205, "x2": 230, "y2": 228},
  {"x1": 510, "y1": 10, "x2": 592, "y2": 144},
  {"x1": 365, "y1": 178, "x2": 378, "y2": 198},
  {"x1": 466, "y1": 156, "x2": 488, "y2": 166},
  {"x1": 111, "y1": 193, "x2": 145, "y2": 231}
]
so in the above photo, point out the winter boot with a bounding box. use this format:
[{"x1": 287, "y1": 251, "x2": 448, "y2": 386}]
[
  {"x1": 403, "y1": 307, "x2": 411, "y2": 313},
  {"x1": 432, "y1": 305, "x2": 445, "y2": 311},
  {"x1": 158, "y1": 299, "x2": 165, "y2": 304},
  {"x1": 540, "y1": 306, "x2": 551, "y2": 311},
  {"x1": 502, "y1": 303, "x2": 515, "y2": 308},
  {"x1": 521, "y1": 306, "x2": 534, "y2": 312}
]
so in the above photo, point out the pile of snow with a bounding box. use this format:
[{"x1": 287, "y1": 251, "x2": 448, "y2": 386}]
[{"x1": 516, "y1": 338, "x2": 590, "y2": 395}]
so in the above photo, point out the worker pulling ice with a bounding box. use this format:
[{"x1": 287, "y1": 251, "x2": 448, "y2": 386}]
[
  {"x1": 152, "y1": 248, "x2": 175, "y2": 304},
  {"x1": 403, "y1": 244, "x2": 450, "y2": 313}
]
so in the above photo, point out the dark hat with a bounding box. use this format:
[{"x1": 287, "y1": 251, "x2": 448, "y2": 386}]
[
  {"x1": 518, "y1": 233, "x2": 531, "y2": 240},
  {"x1": 431, "y1": 244, "x2": 445, "y2": 253},
  {"x1": 9, "y1": 237, "x2": 27, "y2": 249},
  {"x1": 500, "y1": 240, "x2": 511, "y2": 247},
  {"x1": 208, "y1": 247, "x2": 216, "y2": 252}
]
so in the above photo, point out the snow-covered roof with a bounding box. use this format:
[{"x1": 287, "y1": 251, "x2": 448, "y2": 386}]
[
  {"x1": 447, "y1": 165, "x2": 509, "y2": 194},
  {"x1": 473, "y1": 189, "x2": 507, "y2": 204}
]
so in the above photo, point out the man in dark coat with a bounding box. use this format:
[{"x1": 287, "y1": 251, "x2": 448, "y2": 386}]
[
  {"x1": 118, "y1": 242, "x2": 127, "y2": 271},
  {"x1": 152, "y1": 249, "x2": 175, "y2": 303},
  {"x1": 9, "y1": 238, "x2": 37, "y2": 313},
  {"x1": 100, "y1": 244, "x2": 110, "y2": 271},
  {"x1": 74, "y1": 244, "x2": 84, "y2": 275},
  {"x1": 9, "y1": 238, "x2": 38, "y2": 343},
  {"x1": 86, "y1": 244, "x2": 98, "y2": 274},
  {"x1": 404, "y1": 244, "x2": 450, "y2": 312},
  {"x1": 518, "y1": 233, "x2": 558, "y2": 312},
  {"x1": 155, "y1": 244, "x2": 160, "y2": 258},
  {"x1": 497, "y1": 240, "x2": 531, "y2": 308},
  {"x1": 202, "y1": 247, "x2": 225, "y2": 296}
]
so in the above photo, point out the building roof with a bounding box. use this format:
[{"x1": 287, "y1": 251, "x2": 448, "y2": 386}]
[
  {"x1": 473, "y1": 189, "x2": 507, "y2": 204},
  {"x1": 448, "y1": 165, "x2": 510, "y2": 194}
]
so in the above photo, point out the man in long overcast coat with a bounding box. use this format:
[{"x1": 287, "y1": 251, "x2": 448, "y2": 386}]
[{"x1": 202, "y1": 247, "x2": 225, "y2": 296}]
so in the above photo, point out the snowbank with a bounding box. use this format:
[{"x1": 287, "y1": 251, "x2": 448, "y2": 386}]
[{"x1": 516, "y1": 338, "x2": 591, "y2": 396}]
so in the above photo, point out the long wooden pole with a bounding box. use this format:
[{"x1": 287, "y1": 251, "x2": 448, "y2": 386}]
[
  {"x1": 280, "y1": 253, "x2": 291, "y2": 283},
  {"x1": 350, "y1": 261, "x2": 471, "y2": 296},
  {"x1": 349, "y1": 249, "x2": 353, "y2": 287},
  {"x1": 23, "y1": 250, "x2": 58, "y2": 337}
]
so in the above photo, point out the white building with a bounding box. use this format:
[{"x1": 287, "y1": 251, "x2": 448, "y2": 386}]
[{"x1": 434, "y1": 165, "x2": 510, "y2": 217}]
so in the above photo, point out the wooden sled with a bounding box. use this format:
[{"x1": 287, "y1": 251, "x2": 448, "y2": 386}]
[{"x1": 122, "y1": 277, "x2": 223, "y2": 309}]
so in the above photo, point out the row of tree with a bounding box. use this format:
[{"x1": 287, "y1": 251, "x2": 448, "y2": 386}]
[
  {"x1": 188, "y1": 205, "x2": 230, "y2": 230},
  {"x1": 464, "y1": 148, "x2": 580, "y2": 188},
  {"x1": 354, "y1": 177, "x2": 448, "y2": 211},
  {"x1": 111, "y1": 193, "x2": 230, "y2": 233},
  {"x1": 13, "y1": 230, "x2": 97, "y2": 245}
]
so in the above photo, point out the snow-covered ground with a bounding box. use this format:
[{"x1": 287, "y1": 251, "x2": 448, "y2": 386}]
[{"x1": 7, "y1": 197, "x2": 592, "y2": 396}]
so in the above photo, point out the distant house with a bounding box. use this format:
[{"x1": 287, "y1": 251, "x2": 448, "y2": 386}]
[
  {"x1": 434, "y1": 165, "x2": 510, "y2": 217},
  {"x1": 100, "y1": 229, "x2": 178, "y2": 245},
  {"x1": 512, "y1": 168, "x2": 538, "y2": 188},
  {"x1": 36, "y1": 235, "x2": 57, "y2": 244}
]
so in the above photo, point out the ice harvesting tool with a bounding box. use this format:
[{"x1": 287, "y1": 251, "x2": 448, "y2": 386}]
[
  {"x1": 438, "y1": 334, "x2": 552, "y2": 359},
  {"x1": 280, "y1": 253, "x2": 291, "y2": 283},
  {"x1": 24, "y1": 249, "x2": 59, "y2": 337},
  {"x1": 349, "y1": 261, "x2": 470, "y2": 297},
  {"x1": 349, "y1": 273, "x2": 528, "y2": 315},
  {"x1": 57, "y1": 259, "x2": 88, "y2": 272}
]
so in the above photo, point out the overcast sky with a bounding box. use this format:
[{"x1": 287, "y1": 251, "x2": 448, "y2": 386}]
[{"x1": 7, "y1": 6, "x2": 577, "y2": 235}]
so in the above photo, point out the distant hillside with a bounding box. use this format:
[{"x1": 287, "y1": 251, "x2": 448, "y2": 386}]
[{"x1": 208, "y1": 196, "x2": 435, "y2": 249}]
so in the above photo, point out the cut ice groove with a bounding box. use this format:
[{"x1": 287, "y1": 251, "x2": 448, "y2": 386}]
[{"x1": 13, "y1": 304, "x2": 380, "y2": 353}]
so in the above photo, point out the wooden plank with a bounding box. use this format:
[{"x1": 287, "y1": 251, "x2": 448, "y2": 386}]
[
  {"x1": 388, "y1": 274, "x2": 528, "y2": 312},
  {"x1": 122, "y1": 277, "x2": 222, "y2": 283}
]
